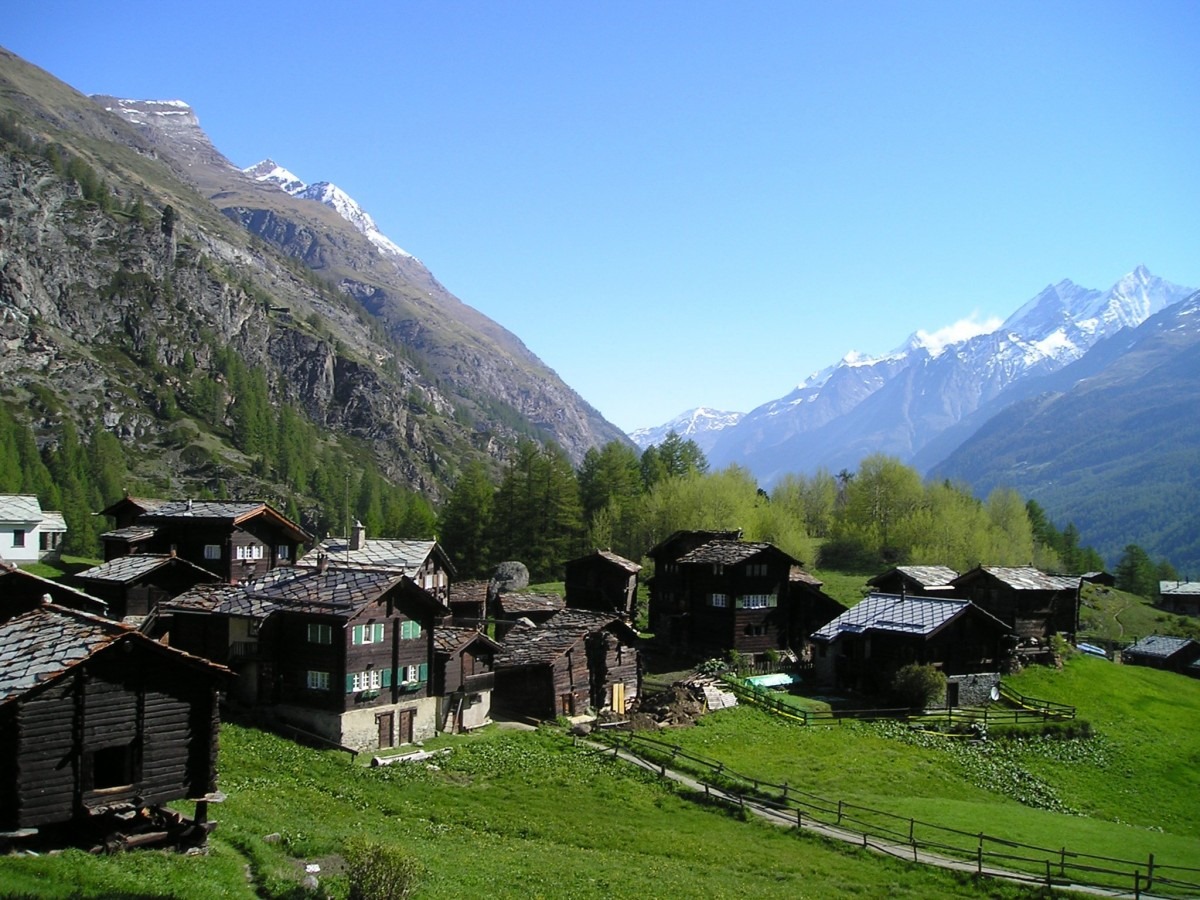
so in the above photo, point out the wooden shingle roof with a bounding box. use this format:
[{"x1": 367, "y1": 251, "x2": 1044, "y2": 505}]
[
  {"x1": 75, "y1": 553, "x2": 216, "y2": 585},
  {"x1": 957, "y1": 566, "x2": 1079, "y2": 592},
  {"x1": 495, "y1": 592, "x2": 565, "y2": 617},
  {"x1": 677, "y1": 540, "x2": 791, "y2": 567}
]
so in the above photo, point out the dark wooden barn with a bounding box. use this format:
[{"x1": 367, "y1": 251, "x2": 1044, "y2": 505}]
[
  {"x1": 866, "y1": 565, "x2": 959, "y2": 597},
  {"x1": 0, "y1": 562, "x2": 108, "y2": 621},
  {"x1": 432, "y1": 626, "x2": 500, "y2": 732},
  {"x1": 810, "y1": 593, "x2": 1010, "y2": 698},
  {"x1": 492, "y1": 609, "x2": 640, "y2": 721},
  {"x1": 951, "y1": 566, "x2": 1081, "y2": 640},
  {"x1": 0, "y1": 602, "x2": 226, "y2": 839},
  {"x1": 1121, "y1": 635, "x2": 1200, "y2": 674},
  {"x1": 564, "y1": 549, "x2": 641, "y2": 619},
  {"x1": 73, "y1": 554, "x2": 219, "y2": 620}
]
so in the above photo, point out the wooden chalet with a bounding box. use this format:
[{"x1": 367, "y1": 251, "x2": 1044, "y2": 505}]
[
  {"x1": 649, "y1": 536, "x2": 807, "y2": 658},
  {"x1": 1159, "y1": 581, "x2": 1200, "y2": 617},
  {"x1": 867, "y1": 565, "x2": 959, "y2": 597},
  {"x1": 307, "y1": 523, "x2": 455, "y2": 607},
  {"x1": 163, "y1": 564, "x2": 448, "y2": 752},
  {"x1": 0, "y1": 562, "x2": 108, "y2": 621},
  {"x1": 432, "y1": 626, "x2": 500, "y2": 733},
  {"x1": 98, "y1": 499, "x2": 312, "y2": 583},
  {"x1": 492, "y1": 609, "x2": 640, "y2": 721},
  {"x1": 951, "y1": 566, "x2": 1081, "y2": 640},
  {"x1": 564, "y1": 549, "x2": 641, "y2": 619},
  {"x1": 1121, "y1": 635, "x2": 1200, "y2": 675},
  {"x1": 0, "y1": 602, "x2": 226, "y2": 839},
  {"x1": 646, "y1": 529, "x2": 742, "y2": 637},
  {"x1": 72, "y1": 554, "x2": 219, "y2": 621},
  {"x1": 810, "y1": 594, "x2": 1010, "y2": 701}
]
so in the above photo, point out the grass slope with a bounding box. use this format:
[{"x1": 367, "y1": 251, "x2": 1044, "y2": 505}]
[{"x1": 0, "y1": 726, "x2": 1045, "y2": 899}]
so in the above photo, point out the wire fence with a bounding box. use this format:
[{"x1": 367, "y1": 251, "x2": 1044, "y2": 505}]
[{"x1": 585, "y1": 730, "x2": 1200, "y2": 898}]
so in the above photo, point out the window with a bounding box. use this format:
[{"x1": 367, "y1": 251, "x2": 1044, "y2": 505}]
[
  {"x1": 352, "y1": 623, "x2": 386, "y2": 645},
  {"x1": 277, "y1": 544, "x2": 290, "y2": 559},
  {"x1": 746, "y1": 563, "x2": 768, "y2": 577},
  {"x1": 351, "y1": 669, "x2": 382, "y2": 692},
  {"x1": 204, "y1": 544, "x2": 221, "y2": 560},
  {"x1": 236, "y1": 544, "x2": 264, "y2": 560},
  {"x1": 12, "y1": 529, "x2": 25, "y2": 548},
  {"x1": 738, "y1": 594, "x2": 775, "y2": 609},
  {"x1": 400, "y1": 620, "x2": 422, "y2": 640},
  {"x1": 306, "y1": 670, "x2": 331, "y2": 690},
  {"x1": 712, "y1": 563, "x2": 724, "y2": 575},
  {"x1": 90, "y1": 742, "x2": 135, "y2": 790},
  {"x1": 710, "y1": 593, "x2": 728, "y2": 608},
  {"x1": 400, "y1": 663, "x2": 429, "y2": 684},
  {"x1": 307, "y1": 623, "x2": 332, "y2": 644}
]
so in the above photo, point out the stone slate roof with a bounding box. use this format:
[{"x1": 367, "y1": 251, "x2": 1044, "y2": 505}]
[
  {"x1": 449, "y1": 581, "x2": 489, "y2": 605},
  {"x1": 75, "y1": 553, "x2": 214, "y2": 585},
  {"x1": 677, "y1": 540, "x2": 785, "y2": 566},
  {"x1": 1123, "y1": 635, "x2": 1198, "y2": 660},
  {"x1": 40, "y1": 510, "x2": 66, "y2": 532},
  {"x1": 307, "y1": 538, "x2": 437, "y2": 572},
  {"x1": 812, "y1": 593, "x2": 1007, "y2": 642},
  {"x1": 958, "y1": 566, "x2": 1080, "y2": 592},
  {"x1": 433, "y1": 625, "x2": 500, "y2": 657},
  {"x1": 100, "y1": 524, "x2": 160, "y2": 544},
  {"x1": 138, "y1": 500, "x2": 312, "y2": 542},
  {"x1": 870, "y1": 565, "x2": 959, "y2": 589},
  {"x1": 569, "y1": 549, "x2": 642, "y2": 574},
  {"x1": 0, "y1": 604, "x2": 129, "y2": 703},
  {"x1": 0, "y1": 494, "x2": 43, "y2": 523},
  {"x1": 789, "y1": 566, "x2": 824, "y2": 587},
  {"x1": 1160, "y1": 581, "x2": 1200, "y2": 596},
  {"x1": 494, "y1": 609, "x2": 630, "y2": 668},
  {"x1": 495, "y1": 592, "x2": 565, "y2": 616},
  {"x1": 165, "y1": 567, "x2": 446, "y2": 621}
]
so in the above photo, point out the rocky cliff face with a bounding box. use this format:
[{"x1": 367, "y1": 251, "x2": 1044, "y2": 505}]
[{"x1": 0, "y1": 48, "x2": 627, "y2": 506}]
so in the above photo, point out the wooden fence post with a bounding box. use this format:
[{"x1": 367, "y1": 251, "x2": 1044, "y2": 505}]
[
  {"x1": 1134, "y1": 870, "x2": 1142, "y2": 899},
  {"x1": 1147, "y1": 854, "x2": 1154, "y2": 890},
  {"x1": 1045, "y1": 861, "x2": 1052, "y2": 888},
  {"x1": 796, "y1": 808, "x2": 803, "y2": 829},
  {"x1": 1059, "y1": 847, "x2": 1066, "y2": 877},
  {"x1": 908, "y1": 818, "x2": 914, "y2": 845},
  {"x1": 837, "y1": 800, "x2": 844, "y2": 824},
  {"x1": 976, "y1": 845, "x2": 983, "y2": 875}
]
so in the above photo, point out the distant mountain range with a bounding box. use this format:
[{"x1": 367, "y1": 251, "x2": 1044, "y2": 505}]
[
  {"x1": 628, "y1": 407, "x2": 743, "y2": 454},
  {"x1": 632, "y1": 268, "x2": 1200, "y2": 570}
]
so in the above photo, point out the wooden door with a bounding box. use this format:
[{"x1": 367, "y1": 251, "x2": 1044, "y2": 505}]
[
  {"x1": 612, "y1": 682, "x2": 626, "y2": 715},
  {"x1": 560, "y1": 693, "x2": 575, "y2": 717},
  {"x1": 376, "y1": 711, "x2": 394, "y2": 748},
  {"x1": 946, "y1": 682, "x2": 960, "y2": 708},
  {"x1": 398, "y1": 709, "x2": 415, "y2": 745}
]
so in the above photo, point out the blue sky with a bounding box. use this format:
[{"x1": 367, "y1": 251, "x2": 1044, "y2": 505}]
[{"x1": 5, "y1": 1, "x2": 1199, "y2": 432}]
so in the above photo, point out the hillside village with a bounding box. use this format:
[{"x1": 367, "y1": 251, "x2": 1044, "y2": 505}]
[{"x1": 3, "y1": 489, "x2": 1199, "y2": 857}]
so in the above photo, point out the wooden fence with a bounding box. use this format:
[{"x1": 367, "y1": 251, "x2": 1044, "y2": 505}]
[
  {"x1": 723, "y1": 676, "x2": 1076, "y2": 728},
  {"x1": 587, "y1": 731, "x2": 1200, "y2": 898}
]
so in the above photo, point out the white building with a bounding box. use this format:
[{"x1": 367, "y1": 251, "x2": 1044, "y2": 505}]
[{"x1": 0, "y1": 495, "x2": 67, "y2": 565}]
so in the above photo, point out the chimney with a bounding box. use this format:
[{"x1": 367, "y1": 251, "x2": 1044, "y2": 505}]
[
  {"x1": 317, "y1": 553, "x2": 329, "y2": 574},
  {"x1": 350, "y1": 520, "x2": 366, "y2": 552}
]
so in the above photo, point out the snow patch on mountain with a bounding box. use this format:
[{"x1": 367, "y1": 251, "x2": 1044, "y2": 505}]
[
  {"x1": 243, "y1": 159, "x2": 414, "y2": 260},
  {"x1": 628, "y1": 407, "x2": 744, "y2": 452}
]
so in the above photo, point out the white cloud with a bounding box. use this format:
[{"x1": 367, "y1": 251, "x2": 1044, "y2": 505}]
[{"x1": 914, "y1": 313, "x2": 1002, "y2": 356}]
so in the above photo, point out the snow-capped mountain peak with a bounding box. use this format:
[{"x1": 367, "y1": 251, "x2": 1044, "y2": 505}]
[
  {"x1": 628, "y1": 407, "x2": 744, "y2": 452},
  {"x1": 242, "y1": 159, "x2": 414, "y2": 261}
]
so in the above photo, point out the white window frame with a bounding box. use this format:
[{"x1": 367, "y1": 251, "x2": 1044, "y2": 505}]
[
  {"x1": 711, "y1": 593, "x2": 728, "y2": 608},
  {"x1": 739, "y1": 594, "x2": 775, "y2": 609},
  {"x1": 277, "y1": 544, "x2": 290, "y2": 559},
  {"x1": 236, "y1": 544, "x2": 265, "y2": 561},
  {"x1": 353, "y1": 669, "x2": 382, "y2": 692},
  {"x1": 306, "y1": 670, "x2": 330, "y2": 691}
]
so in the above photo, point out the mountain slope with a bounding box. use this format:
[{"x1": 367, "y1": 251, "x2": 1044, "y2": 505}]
[
  {"x1": 930, "y1": 292, "x2": 1200, "y2": 571},
  {"x1": 628, "y1": 407, "x2": 744, "y2": 454},
  {"x1": 95, "y1": 94, "x2": 626, "y2": 463},
  {"x1": 0, "y1": 47, "x2": 623, "y2": 515}
]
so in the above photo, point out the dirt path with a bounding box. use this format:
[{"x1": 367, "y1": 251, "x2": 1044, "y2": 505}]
[{"x1": 583, "y1": 740, "x2": 1172, "y2": 899}]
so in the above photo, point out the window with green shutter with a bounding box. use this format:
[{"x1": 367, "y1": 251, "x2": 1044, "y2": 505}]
[
  {"x1": 382, "y1": 668, "x2": 392, "y2": 688},
  {"x1": 400, "y1": 620, "x2": 423, "y2": 640},
  {"x1": 418, "y1": 662, "x2": 428, "y2": 683},
  {"x1": 345, "y1": 674, "x2": 356, "y2": 693}
]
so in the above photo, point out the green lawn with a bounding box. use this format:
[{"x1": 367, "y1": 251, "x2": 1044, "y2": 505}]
[
  {"x1": 644, "y1": 654, "x2": 1200, "y2": 885},
  {"x1": 0, "y1": 724, "x2": 1051, "y2": 899},
  {"x1": 1079, "y1": 583, "x2": 1200, "y2": 643}
]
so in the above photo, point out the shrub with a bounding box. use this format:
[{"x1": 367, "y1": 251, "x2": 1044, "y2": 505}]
[
  {"x1": 344, "y1": 837, "x2": 424, "y2": 900},
  {"x1": 891, "y1": 663, "x2": 947, "y2": 709}
]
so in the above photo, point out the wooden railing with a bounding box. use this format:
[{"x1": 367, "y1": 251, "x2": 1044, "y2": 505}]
[{"x1": 585, "y1": 731, "x2": 1199, "y2": 897}]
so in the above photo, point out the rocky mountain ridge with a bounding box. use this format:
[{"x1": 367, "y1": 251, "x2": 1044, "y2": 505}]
[{"x1": 0, "y1": 48, "x2": 626, "y2": 511}]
